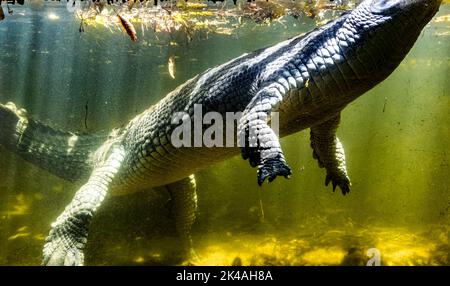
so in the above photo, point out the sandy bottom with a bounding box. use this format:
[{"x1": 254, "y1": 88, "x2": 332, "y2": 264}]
[{"x1": 116, "y1": 225, "x2": 450, "y2": 266}]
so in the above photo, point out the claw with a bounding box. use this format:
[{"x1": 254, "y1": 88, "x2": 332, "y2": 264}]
[
  {"x1": 340, "y1": 181, "x2": 350, "y2": 195},
  {"x1": 257, "y1": 166, "x2": 270, "y2": 186},
  {"x1": 324, "y1": 172, "x2": 351, "y2": 195},
  {"x1": 341, "y1": 185, "x2": 349, "y2": 195},
  {"x1": 257, "y1": 155, "x2": 292, "y2": 186}
]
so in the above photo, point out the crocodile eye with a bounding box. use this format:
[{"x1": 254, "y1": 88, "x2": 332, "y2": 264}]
[{"x1": 371, "y1": 0, "x2": 402, "y2": 14}]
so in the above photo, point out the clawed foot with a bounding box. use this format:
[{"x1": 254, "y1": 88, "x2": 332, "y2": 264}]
[
  {"x1": 257, "y1": 155, "x2": 292, "y2": 186},
  {"x1": 325, "y1": 171, "x2": 351, "y2": 195},
  {"x1": 42, "y1": 227, "x2": 86, "y2": 266}
]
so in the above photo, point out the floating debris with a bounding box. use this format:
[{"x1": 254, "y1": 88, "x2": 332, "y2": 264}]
[
  {"x1": 133, "y1": 256, "x2": 145, "y2": 263},
  {"x1": 8, "y1": 225, "x2": 31, "y2": 240},
  {"x1": 17, "y1": 226, "x2": 28, "y2": 232},
  {"x1": 47, "y1": 12, "x2": 59, "y2": 20},
  {"x1": 7, "y1": 3, "x2": 13, "y2": 15},
  {"x1": 434, "y1": 14, "x2": 450, "y2": 23},
  {"x1": 243, "y1": 1, "x2": 285, "y2": 24},
  {"x1": 0, "y1": 194, "x2": 30, "y2": 216},
  {"x1": 117, "y1": 14, "x2": 138, "y2": 42},
  {"x1": 8, "y1": 232, "x2": 30, "y2": 240},
  {"x1": 33, "y1": 234, "x2": 46, "y2": 241},
  {"x1": 0, "y1": 6, "x2": 4, "y2": 21},
  {"x1": 0, "y1": 0, "x2": 25, "y2": 19},
  {"x1": 70, "y1": 0, "x2": 354, "y2": 43},
  {"x1": 0, "y1": 1, "x2": 357, "y2": 43},
  {"x1": 79, "y1": 16, "x2": 85, "y2": 32},
  {"x1": 168, "y1": 56, "x2": 176, "y2": 79},
  {"x1": 84, "y1": 101, "x2": 89, "y2": 130}
]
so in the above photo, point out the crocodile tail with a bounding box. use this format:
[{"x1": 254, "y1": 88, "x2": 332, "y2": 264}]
[{"x1": 0, "y1": 102, "x2": 107, "y2": 182}]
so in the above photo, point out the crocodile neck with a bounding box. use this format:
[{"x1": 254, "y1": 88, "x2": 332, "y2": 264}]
[{"x1": 276, "y1": 2, "x2": 434, "y2": 136}]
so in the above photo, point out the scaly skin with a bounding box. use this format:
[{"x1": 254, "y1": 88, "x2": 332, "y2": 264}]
[{"x1": 0, "y1": 0, "x2": 442, "y2": 265}]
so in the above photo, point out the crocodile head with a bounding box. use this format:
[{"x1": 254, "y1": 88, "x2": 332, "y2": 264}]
[
  {"x1": 336, "y1": 0, "x2": 442, "y2": 83},
  {"x1": 369, "y1": 0, "x2": 442, "y2": 17},
  {"x1": 353, "y1": 0, "x2": 442, "y2": 36}
]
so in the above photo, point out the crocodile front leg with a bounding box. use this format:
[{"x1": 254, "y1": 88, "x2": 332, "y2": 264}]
[
  {"x1": 310, "y1": 114, "x2": 351, "y2": 195},
  {"x1": 42, "y1": 144, "x2": 125, "y2": 266},
  {"x1": 238, "y1": 85, "x2": 292, "y2": 186},
  {"x1": 165, "y1": 174, "x2": 198, "y2": 262}
]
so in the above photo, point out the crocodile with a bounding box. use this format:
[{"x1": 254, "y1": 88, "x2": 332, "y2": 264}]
[{"x1": 0, "y1": 0, "x2": 442, "y2": 265}]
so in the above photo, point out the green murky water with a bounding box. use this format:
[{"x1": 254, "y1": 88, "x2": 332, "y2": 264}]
[{"x1": 0, "y1": 2, "x2": 449, "y2": 265}]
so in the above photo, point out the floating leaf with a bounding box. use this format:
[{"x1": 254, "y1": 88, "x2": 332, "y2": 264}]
[
  {"x1": 118, "y1": 14, "x2": 138, "y2": 42},
  {"x1": 0, "y1": 6, "x2": 5, "y2": 21}
]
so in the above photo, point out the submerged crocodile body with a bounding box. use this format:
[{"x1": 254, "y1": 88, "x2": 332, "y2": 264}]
[{"x1": 0, "y1": 0, "x2": 441, "y2": 265}]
